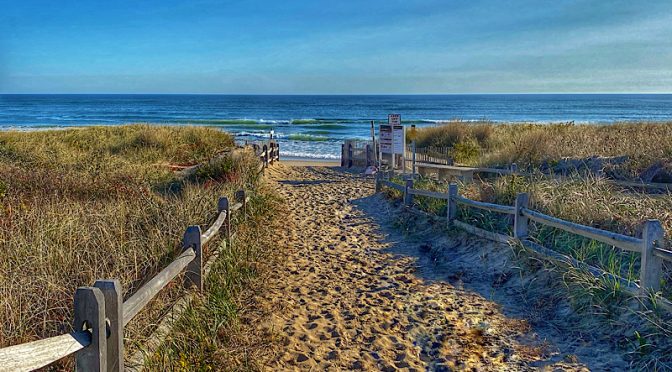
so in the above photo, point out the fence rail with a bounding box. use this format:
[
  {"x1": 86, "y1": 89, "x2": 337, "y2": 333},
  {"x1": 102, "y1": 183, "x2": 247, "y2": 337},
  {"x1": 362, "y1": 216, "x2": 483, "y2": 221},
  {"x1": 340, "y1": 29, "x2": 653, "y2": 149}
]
[
  {"x1": 376, "y1": 172, "x2": 670, "y2": 301},
  {"x1": 0, "y1": 145, "x2": 276, "y2": 372}
]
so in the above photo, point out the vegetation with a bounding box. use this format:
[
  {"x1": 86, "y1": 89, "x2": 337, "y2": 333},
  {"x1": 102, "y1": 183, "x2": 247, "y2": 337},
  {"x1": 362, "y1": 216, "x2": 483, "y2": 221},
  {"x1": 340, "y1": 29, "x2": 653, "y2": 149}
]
[
  {"x1": 0, "y1": 125, "x2": 262, "y2": 369},
  {"x1": 146, "y1": 185, "x2": 285, "y2": 370},
  {"x1": 388, "y1": 121, "x2": 672, "y2": 368},
  {"x1": 413, "y1": 121, "x2": 672, "y2": 179}
]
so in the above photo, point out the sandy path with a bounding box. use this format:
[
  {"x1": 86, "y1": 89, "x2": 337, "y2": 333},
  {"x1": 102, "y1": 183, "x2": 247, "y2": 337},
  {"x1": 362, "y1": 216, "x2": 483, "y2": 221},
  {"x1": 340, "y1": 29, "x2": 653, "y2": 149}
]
[{"x1": 258, "y1": 164, "x2": 590, "y2": 371}]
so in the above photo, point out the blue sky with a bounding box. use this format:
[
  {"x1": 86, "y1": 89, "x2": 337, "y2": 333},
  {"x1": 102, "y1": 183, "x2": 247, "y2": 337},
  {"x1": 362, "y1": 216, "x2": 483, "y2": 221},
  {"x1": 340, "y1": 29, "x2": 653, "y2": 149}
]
[{"x1": 1, "y1": 0, "x2": 671, "y2": 94}]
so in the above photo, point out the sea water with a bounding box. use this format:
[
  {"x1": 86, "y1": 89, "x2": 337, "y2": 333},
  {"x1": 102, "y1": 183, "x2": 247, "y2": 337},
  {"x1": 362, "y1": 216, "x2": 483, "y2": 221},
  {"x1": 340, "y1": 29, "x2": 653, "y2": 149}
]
[{"x1": 1, "y1": 94, "x2": 671, "y2": 160}]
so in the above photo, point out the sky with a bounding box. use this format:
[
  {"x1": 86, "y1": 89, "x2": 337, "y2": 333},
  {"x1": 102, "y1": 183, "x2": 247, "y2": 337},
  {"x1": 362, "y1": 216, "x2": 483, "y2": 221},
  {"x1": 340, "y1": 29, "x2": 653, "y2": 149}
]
[{"x1": 1, "y1": 0, "x2": 671, "y2": 94}]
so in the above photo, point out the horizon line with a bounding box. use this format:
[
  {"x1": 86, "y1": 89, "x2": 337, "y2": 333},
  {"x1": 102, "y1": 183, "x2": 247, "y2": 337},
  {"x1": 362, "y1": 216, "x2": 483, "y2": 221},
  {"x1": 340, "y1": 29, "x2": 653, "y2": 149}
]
[{"x1": 2, "y1": 92, "x2": 672, "y2": 96}]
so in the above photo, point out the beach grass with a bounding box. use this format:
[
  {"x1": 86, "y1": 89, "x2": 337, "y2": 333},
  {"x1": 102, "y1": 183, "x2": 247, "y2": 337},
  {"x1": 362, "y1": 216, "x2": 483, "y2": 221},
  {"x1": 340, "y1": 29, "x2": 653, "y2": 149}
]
[
  {"x1": 413, "y1": 121, "x2": 672, "y2": 178},
  {"x1": 0, "y1": 125, "x2": 263, "y2": 368},
  {"x1": 396, "y1": 121, "x2": 672, "y2": 367}
]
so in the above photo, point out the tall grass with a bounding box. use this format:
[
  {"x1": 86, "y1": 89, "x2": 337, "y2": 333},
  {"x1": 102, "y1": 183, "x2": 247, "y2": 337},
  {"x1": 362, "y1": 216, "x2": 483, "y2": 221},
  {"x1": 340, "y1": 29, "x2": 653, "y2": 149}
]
[
  {"x1": 0, "y1": 125, "x2": 260, "y2": 368},
  {"x1": 414, "y1": 121, "x2": 672, "y2": 178}
]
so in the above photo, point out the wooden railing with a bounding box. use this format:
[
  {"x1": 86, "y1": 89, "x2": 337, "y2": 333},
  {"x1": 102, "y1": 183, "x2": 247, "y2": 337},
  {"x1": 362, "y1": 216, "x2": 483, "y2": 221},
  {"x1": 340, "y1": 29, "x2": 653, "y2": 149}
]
[
  {"x1": 376, "y1": 172, "x2": 672, "y2": 303},
  {"x1": 0, "y1": 148, "x2": 278, "y2": 372}
]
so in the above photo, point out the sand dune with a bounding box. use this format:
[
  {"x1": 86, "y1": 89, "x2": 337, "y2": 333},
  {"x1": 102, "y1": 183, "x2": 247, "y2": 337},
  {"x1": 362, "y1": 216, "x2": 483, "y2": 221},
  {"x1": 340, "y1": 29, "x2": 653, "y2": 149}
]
[{"x1": 253, "y1": 164, "x2": 619, "y2": 371}]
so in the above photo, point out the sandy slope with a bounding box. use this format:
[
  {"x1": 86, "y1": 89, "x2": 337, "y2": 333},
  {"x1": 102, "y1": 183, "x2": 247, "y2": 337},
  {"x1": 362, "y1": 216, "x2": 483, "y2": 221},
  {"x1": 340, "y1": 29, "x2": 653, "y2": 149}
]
[{"x1": 256, "y1": 164, "x2": 617, "y2": 371}]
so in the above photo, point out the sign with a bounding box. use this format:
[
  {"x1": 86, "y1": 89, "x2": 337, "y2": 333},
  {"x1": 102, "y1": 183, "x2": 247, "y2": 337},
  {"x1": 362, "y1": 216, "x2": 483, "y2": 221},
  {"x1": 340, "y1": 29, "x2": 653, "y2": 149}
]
[
  {"x1": 379, "y1": 124, "x2": 393, "y2": 154},
  {"x1": 388, "y1": 114, "x2": 401, "y2": 126},
  {"x1": 392, "y1": 125, "x2": 405, "y2": 154}
]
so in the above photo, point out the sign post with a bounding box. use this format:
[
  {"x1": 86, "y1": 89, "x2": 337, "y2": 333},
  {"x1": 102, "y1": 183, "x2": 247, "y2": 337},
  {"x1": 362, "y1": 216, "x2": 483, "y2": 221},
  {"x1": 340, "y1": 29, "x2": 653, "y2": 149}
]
[
  {"x1": 379, "y1": 114, "x2": 405, "y2": 171},
  {"x1": 408, "y1": 124, "x2": 417, "y2": 178}
]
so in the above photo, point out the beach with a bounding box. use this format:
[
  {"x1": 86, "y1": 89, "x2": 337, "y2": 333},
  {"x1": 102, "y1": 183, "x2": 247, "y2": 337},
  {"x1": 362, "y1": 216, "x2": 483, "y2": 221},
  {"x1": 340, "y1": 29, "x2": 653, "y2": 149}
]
[{"x1": 246, "y1": 163, "x2": 624, "y2": 370}]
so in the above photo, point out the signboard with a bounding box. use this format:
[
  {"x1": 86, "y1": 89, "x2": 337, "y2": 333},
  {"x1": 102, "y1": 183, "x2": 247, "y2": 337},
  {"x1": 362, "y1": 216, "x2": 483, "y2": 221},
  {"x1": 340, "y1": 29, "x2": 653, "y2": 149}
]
[
  {"x1": 388, "y1": 114, "x2": 401, "y2": 126},
  {"x1": 392, "y1": 125, "x2": 404, "y2": 154},
  {"x1": 379, "y1": 124, "x2": 393, "y2": 154}
]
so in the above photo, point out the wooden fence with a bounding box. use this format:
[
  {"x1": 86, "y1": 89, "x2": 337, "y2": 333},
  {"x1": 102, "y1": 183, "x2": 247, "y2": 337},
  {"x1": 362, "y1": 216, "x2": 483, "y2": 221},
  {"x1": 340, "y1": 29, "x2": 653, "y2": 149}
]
[
  {"x1": 375, "y1": 172, "x2": 672, "y2": 307},
  {"x1": 341, "y1": 140, "x2": 375, "y2": 168},
  {"x1": 0, "y1": 145, "x2": 279, "y2": 372},
  {"x1": 405, "y1": 145, "x2": 452, "y2": 165}
]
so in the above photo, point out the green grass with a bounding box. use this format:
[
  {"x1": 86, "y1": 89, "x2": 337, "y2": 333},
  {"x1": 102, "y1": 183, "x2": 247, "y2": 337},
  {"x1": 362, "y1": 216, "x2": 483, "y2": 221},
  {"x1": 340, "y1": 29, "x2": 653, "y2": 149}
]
[
  {"x1": 0, "y1": 125, "x2": 261, "y2": 369},
  {"x1": 145, "y1": 186, "x2": 284, "y2": 371}
]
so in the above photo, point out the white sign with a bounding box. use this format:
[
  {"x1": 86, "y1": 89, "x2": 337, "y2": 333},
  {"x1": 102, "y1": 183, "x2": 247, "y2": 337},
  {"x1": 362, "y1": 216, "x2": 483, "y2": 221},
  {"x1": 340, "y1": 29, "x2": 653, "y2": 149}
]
[
  {"x1": 392, "y1": 125, "x2": 405, "y2": 155},
  {"x1": 379, "y1": 124, "x2": 393, "y2": 154},
  {"x1": 388, "y1": 114, "x2": 401, "y2": 126}
]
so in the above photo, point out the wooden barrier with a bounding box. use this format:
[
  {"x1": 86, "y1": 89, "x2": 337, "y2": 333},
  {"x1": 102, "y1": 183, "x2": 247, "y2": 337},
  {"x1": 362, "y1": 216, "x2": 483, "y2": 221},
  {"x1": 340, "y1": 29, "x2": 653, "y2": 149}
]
[
  {"x1": 377, "y1": 176, "x2": 672, "y2": 301},
  {"x1": 0, "y1": 145, "x2": 279, "y2": 371},
  {"x1": 341, "y1": 140, "x2": 375, "y2": 168}
]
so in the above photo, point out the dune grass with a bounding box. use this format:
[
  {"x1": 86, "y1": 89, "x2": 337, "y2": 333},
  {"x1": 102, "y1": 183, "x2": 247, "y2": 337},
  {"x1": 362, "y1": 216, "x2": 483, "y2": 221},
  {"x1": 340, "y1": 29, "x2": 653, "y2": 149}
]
[
  {"x1": 145, "y1": 185, "x2": 285, "y2": 370},
  {"x1": 0, "y1": 125, "x2": 263, "y2": 368},
  {"x1": 414, "y1": 121, "x2": 672, "y2": 178}
]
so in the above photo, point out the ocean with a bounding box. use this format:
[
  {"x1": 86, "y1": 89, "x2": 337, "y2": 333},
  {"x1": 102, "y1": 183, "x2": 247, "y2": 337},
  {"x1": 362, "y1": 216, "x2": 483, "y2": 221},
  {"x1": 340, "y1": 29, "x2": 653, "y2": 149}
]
[{"x1": 1, "y1": 94, "x2": 671, "y2": 160}]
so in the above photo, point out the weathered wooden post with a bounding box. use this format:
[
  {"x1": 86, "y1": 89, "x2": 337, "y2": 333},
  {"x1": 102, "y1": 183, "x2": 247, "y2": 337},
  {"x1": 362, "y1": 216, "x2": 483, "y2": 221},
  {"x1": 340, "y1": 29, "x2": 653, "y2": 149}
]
[
  {"x1": 94, "y1": 279, "x2": 123, "y2": 372},
  {"x1": 448, "y1": 183, "x2": 458, "y2": 225},
  {"x1": 404, "y1": 179, "x2": 414, "y2": 206},
  {"x1": 262, "y1": 144, "x2": 269, "y2": 168},
  {"x1": 514, "y1": 193, "x2": 530, "y2": 240},
  {"x1": 640, "y1": 219, "x2": 664, "y2": 293},
  {"x1": 183, "y1": 225, "x2": 203, "y2": 291},
  {"x1": 375, "y1": 172, "x2": 382, "y2": 193},
  {"x1": 74, "y1": 287, "x2": 107, "y2": 372},
  {"x1": 340, "y1": 144, "x2": 345, "y2": 167},
  {"x1": 348, "y1": 143, "x2": 353, "y2": 168},
  {"x1": 276, "y1": 143, "x2": 280, "y2": 161},
  {"x1": 236, "y1": 189, "x2": 247, "y2": 216},
  {"x1": 218, "y1": 196, "x2": 231, "y2": 239},
  {"x1": 365, "y1": 144, "x2": 371, "y2": 167}
]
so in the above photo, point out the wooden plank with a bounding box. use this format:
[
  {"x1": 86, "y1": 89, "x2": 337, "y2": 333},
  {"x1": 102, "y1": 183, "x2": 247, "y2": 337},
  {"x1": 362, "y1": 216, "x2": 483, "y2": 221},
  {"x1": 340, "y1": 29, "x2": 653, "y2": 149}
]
[
  {"x1": 0, "y1": 331, "x2": 91, "y2": 372},
  {"x1": 640, "y1": 220, "x2": 664, "y2": 292},
  {"x1": 520, "y1": 239, "x2": 639, "y2": 295},
  {"x1": 93, "y1": 280, "x2": 123, "y2": 372},
  {"x1": 521, "y1": 208, "x2": 642, "y2": 252},
  {"x1": 381, "y1": 180, "x2": 405, "y2": 192},
  {"x1": 408, "y1": 188, "x2": 451, "y2": 200},
  {"x1": 453, "y1": 195, "x2": 515, "y2": 215},
  {"x1": 123, "y1": 248, "x2": 195, "y2": 326},
  {"x1": 183, "y1": 226, "x2": 203, "y2": 291},
  {"x1": 201, "y1": 211, "x2": 227, "y2": 245},
  {"x1": 73, "y1": 287, "x2": 106, "y2": 371},
  {"x1": 452, "y1": 220, "x2": 513, "y2": 244},
  {"x1": 414, "y1": 162, "x2": 478, "y2": 171},
  {"x1": 654, "y1": 246, "x2": 672, "y2": 262}
]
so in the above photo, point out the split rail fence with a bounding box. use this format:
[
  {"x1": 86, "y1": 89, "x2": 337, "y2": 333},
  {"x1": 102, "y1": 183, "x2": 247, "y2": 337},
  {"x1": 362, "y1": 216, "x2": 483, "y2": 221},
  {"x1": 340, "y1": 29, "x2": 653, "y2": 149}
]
[
  {"x1": 376, "y1": 171, "x2": 672, "y2": 307},
  {"x1": 0, "y1": 145, "x2": 279, "y2": 372}
]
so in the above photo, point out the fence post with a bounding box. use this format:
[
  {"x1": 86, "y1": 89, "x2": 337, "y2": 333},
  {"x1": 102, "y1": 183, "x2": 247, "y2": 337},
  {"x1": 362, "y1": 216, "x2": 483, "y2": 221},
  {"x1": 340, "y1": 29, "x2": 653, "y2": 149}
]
[
  {"x1": 375, "y1": 172, "x2": 382, "y2": 193},
  {"x1": 365, "y1": 144, "x2": 371, "y2": 167},
  {"x1": 262, "y1": 145, "x2": 268, "y2": 168},
  {"x1": 404, "y1": 179, "x2": 414, "y2": 206},
  {"x1": 348, "y1": 143, "x2": 353, "y2": 168},
  {"x1": 183, "y1": 225, "x2": 203, "y2": 291},
  {"x1": 276, "y1": 143, "x2": 280, "y2": 161},
  {"x1": 218, "y1": 197, "x2": 231, "y2": 239},
  {"x1": 94, "y1": 279, "x2": 123, "y2": 372},
  {"x1": 448, "y1": 183, "x2": 458, "y2": 224},
  {"x1": 74, "y1": 287, "x2": 107, "y2": 372},
  {"x1": 236, "y1": 189, "x2": 247, "y2": 216},
  {"x1": 514, "y1": 193, "x2": 529, "y2": 240},
  {"x1": 640, "y1": 219, "x2": 664, "y2": 293}
]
